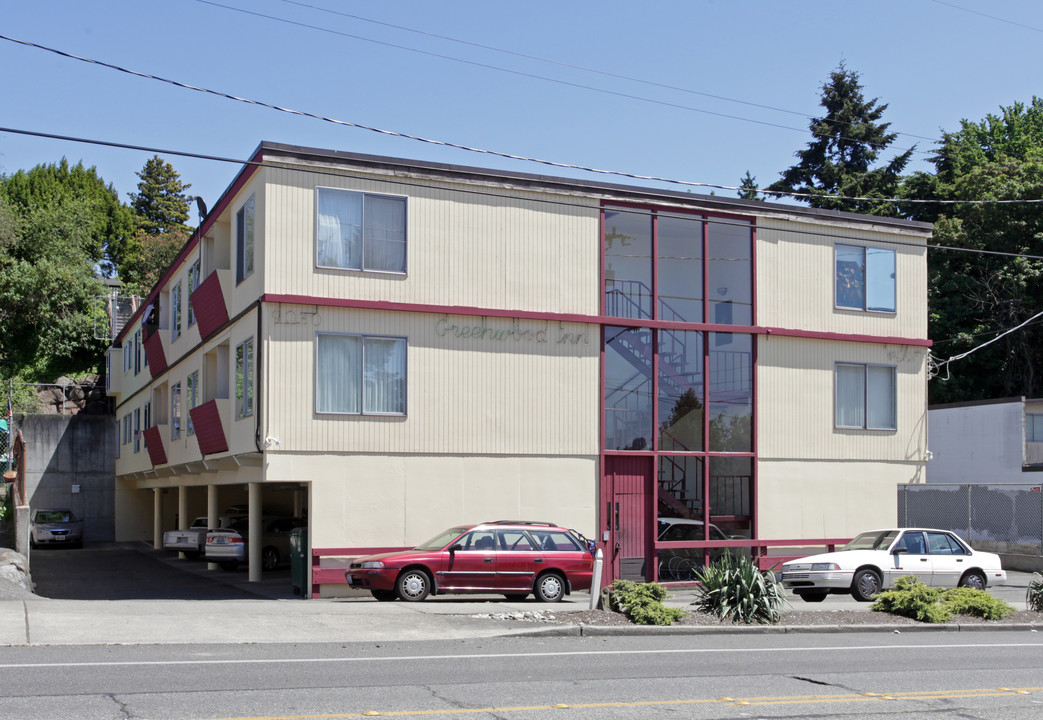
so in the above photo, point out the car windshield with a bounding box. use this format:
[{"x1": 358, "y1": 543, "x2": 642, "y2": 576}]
[
  {"x1": 36, "y1": 510, "x2": 75, "y2": 523},
  {"x1": 414, "y1": 527, "x2": 469, "y2": 551},
  {"x1": 841, "y1": 530, "x2": 899, "y2": 551}
]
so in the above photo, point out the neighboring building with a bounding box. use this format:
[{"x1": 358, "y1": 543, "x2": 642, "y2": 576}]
[
  {"x1": 107, "y1": 142, "x2": 933, "y2": 593},
  {"x1": 927, "y1": 397, "x2": 1043, "y2": 482}
]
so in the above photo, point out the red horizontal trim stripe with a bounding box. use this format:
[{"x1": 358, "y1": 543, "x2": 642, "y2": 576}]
[{"x1": 263, "y1": 294, "x2": 932, "y2": 348}]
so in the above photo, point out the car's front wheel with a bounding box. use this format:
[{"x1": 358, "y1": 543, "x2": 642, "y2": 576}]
[
  {"x1": 851, "y1": 568, "x2": 882, "y2": 602},
  {"x1": 534, "y1": 572, "x2": 566, "y2": 602},
  {"x1": 396, "y1": 569, "x2": 432, "y2": 602},
  {"x1": 958, "y1": 570, "x2": 986, "y2": 590}
]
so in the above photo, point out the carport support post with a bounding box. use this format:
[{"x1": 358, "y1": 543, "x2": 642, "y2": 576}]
[
  {"x1": 248, "y1": 482, "x2": 262, "y2": 582},
  {"x1": 153, "y1": 489, "x2": 163, "y2": 549},
  {"x1": 177, "y1": 487, "x2": 189, "y2": 559},
  {"x1": 206, "y1": 485, "x2": 219, "y2": 570}
]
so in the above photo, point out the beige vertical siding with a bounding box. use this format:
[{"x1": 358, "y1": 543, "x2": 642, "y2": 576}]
[
  {"x1": 755, "y1": 217, "x2": 928, "y2": 339},
  {"x1": 262, "y1": 303, "x2": 599, "y2": 456},
  {"x1": 261, "y1": 167, "x2": 600, "y2": 315},
  {"x1": 266, "y1": 453, "x2": 597, "y2": 550},
  {"x1": 758, "y1": 334, "x2": 928, "y2": 461}
]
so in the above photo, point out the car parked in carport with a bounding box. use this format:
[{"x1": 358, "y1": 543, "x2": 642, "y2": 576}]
[
  {"x1": 205, "y1": 516, "x2": 306, "y2": 571},
  {"x1": 781, "y1": 528, "x2": 1007, "y2": 602},
  {"x1": 346, "y1": 520, "x2": 595, "y2": 602}
]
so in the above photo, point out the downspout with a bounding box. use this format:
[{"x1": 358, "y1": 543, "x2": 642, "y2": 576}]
[{"x1": 254, "y1": 299, "x2": 264, "y2": 454}]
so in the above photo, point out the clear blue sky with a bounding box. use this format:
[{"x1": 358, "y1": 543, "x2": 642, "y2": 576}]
[{"x1": 2, "y1": 0, "x2": 1041, "y2": 212}]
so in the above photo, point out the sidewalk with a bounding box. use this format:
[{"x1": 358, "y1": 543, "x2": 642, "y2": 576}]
[{"x1": 0, "y1": 543, "x2": 1036, "y2": 646}]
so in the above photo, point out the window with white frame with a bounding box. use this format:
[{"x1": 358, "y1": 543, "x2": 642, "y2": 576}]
[
  {"x1": 835, "y1": 244, "x2": 896, "y2": 313},
  {"x1": 316, "y1": 187, "x2": 406, "y2": 274},
  {"x1": 236, "y1": 339, "x2": 254, "y2": 419},
  {"x1": 236, "y1": 195, "x2": 255, "y2": 285},
  {"x1": 143, "y1": 401, "x2": 151, "y2": 448},
  {"x1": 187, "y1": 259, "x2": 201, "y2": 326},
  {"x1": 135, "y1": 330, "x2": 142, "y2": 374},
  {"x1": 171, "y1": 281, "x2": 182, "y2": 340},
  {"x1": 187, "y1": 370, "x2": 199, "y2": 434},
  {"x1": 315, "y1": 332, "x2": 407, "y2": 415},
  {"x1": 124, "y1": 342, "x2": 132, "y2": 374},
  {"x1": 122, "y1": 414, "x2": 131, "y2": 445},
  {"x1": 835, "y1": 363, "x2": 896, "y2": 430},
  {"x1": 171, "y1": 382, "x2": 182, "y2": 440},
  {"x1": 1028, "y1": 414, "x2": 1043, "y2": 442},
  {"x1": 133, "y1": 408, "x2": 140, "y2": 453}
]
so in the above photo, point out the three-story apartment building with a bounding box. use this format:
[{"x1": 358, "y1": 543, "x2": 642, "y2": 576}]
[{"x1": 108, "y1": 142, "x2": 933, "y2": 594}]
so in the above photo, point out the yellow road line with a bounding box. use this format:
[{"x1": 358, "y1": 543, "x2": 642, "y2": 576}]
[{"x1": 168, "y1": 686, "x2": 1039, "y2": 720}]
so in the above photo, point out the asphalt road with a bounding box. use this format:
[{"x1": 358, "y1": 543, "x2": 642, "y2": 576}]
[{"x1": 1, "y1": 632, "x2": 1042, "y2": 719}]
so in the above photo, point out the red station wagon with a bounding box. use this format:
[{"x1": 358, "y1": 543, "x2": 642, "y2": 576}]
[{"x1": 346, "y1": 521, "x2": 596, "y2": 602}]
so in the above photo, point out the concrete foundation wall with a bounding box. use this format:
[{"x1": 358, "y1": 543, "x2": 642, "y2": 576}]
[{"x1": 17, "y1": 414, "x2": 116, "y2": 542}]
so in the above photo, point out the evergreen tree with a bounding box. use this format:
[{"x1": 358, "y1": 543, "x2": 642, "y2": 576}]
[
  {"x1": 129, "y1": 155, "x2": 191, "y2": 235},
  {"x1": 737, "y1": 171, "x2": 761, "y2": 201},
  {"x1": 767, "y1": 63, "x2": 913, "y2": 215}
]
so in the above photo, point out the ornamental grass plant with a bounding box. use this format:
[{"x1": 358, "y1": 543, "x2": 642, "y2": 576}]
[
  {"x1": 691, "y1": 552, "x2": 786, "y2": 625},
  {"x1": 1028, "y1": 572, "x2": 1043, "y2": 612}
]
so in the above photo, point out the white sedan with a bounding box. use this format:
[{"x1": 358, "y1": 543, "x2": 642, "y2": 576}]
[{"x1": 781, "y1": 528, "x2": 1007, "y2": 603}]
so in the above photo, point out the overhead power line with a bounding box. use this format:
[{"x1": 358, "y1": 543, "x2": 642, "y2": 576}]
[
  {"x1": 930, "y1": 310, "x2": 1043, "y2": 380},
  {"x1": 5, "y1": 126, "x2": 1043, "y2": 265},
  {"x1": 263, "y1": 0, "x2": 938, "y2": 144},
  {"x1": 2, "y1": 34, "x2": 1036, "y2": 209},
  {"x1": 190, "y1": 0, "x2": 928, "y2": 156}
]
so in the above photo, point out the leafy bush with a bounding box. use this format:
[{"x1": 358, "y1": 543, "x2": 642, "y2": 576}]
[
  {"x1": 691, "y1": 552, "x2": 786, "y2": 625},
  {"x1": 871, "y1": 575, "x2": 1014, "y2": 623},
  {"x1": 608, "y1": 579, "x2": 686, "y2": 626},
  {"x1": 1028, "y1": 573, "x2": 1043, "y2": 612}
]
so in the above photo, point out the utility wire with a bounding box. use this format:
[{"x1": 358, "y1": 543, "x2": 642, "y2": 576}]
[
  {"x1": 930, "y1": 310, "x2": 1043, "y2": 380},
  {"x1": 929, "y1": 0, "x2": 1043, "y2": 34},
  {"x1": 192, "y1": 0, "x2": 930, "y2": 157},
  {"x1": 267, "y1": 0, "x2": 939, "y2": 144},
  {"x1": 6, "y1": 125, "x2": 1043, "y2": 264}
]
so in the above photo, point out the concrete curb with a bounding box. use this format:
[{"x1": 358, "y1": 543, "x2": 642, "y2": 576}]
[{"x1": 514, "y1": 621, "x2": 1043, "y2": 638}]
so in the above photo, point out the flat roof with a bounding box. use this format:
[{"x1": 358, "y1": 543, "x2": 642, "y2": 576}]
[{"x1": 258, "y1": 141, "x2": 935, "y2": 234}]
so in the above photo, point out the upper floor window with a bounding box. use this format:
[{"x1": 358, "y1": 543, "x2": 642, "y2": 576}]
[
  {"x1": 236, "y1": 339, "x2": 254, "y2": 419},
  {"x1": 603, "y1": 206, "x2": 751, "y2": 325},
  {"x1": 236, "y1": 195, "x2": 255, "y2": 285},
  {"x1": 315, "y1": 332, "x2": 406, "y2": 415},
  {"x1": 316, "y1": 187, "x2": 407, "y2": 274},
  {"x1": 133, "y1": 408, "x2": 141, "y2": 453},
  {"x1": 171, "y1": 281, "x2": 182, "y2": 341},
  {"x1": 835, "y1": 244, "x2": 896, "y2": 313},
  {"x1": 187, "y1": 259, "x2": 201, "y2": 326},
  {"x1": 835, "y1": 362, "x2": 896, "y2": 430},
  {"x1": 134, "y1": 330, "x2": 142, "y2": 375},
  {"x1": 1028, "y1": 413, "x2": 1043, "y2": 442}
]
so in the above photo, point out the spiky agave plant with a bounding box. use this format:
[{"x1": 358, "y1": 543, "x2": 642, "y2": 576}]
[
  {"x1": 1028, "y1": 572, "x2": 1043, "y2": 612},
  {"x1": 691, "y1": 552, "x2": 786, "y2": 624}
]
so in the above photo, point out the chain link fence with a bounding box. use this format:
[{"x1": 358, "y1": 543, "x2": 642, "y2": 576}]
[{"x1": 898, "y1": 483, "x2": 1043, "y2": 558}]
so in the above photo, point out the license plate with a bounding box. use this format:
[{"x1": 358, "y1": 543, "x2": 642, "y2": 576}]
[{"x1": 215, "y1": 537, "x2": 227, "y2": 544}]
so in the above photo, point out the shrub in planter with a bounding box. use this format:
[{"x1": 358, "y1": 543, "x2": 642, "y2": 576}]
[
  {"x1": 608, "y1": 579, "x2": 686, "y2": 626},
  {"x1": 691, "y1": 552, "x2": 785, "y2": 625},
  {"x1": 871, "y1": 575, "x2": 1014, "y2": 623},
  {"x1": 1027, "y1": 572, "x2": 1043, "y2": 612}
]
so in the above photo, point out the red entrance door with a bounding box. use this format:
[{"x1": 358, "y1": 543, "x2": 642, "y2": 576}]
[{"x1": 603, "y1": 456, "x2": 653, "y2": 582}]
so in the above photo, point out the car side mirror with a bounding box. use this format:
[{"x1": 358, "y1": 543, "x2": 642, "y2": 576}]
[
  {"x1": 450, "y1": 543, "x2": 463, "y2": 553},
  {"x1": 892, "y1": 548, "x2": 907, "y2": 555}
]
